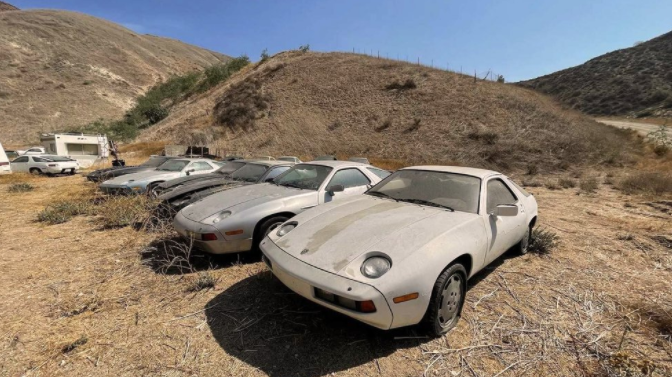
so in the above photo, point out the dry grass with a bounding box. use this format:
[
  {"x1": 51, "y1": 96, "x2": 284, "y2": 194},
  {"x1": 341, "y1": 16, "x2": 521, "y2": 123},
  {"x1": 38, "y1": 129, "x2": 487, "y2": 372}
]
[
  {"x1": 620, "y1": 172, "x2": 672, "y2": 195},
  {"x1": 7, "y1": 182, "x2": 33, "y2": 193},
  {"x1": 0, "y1": 10, "x2": 228, "y2": 145},
  {"x1": 141, "y1": 51, "x2": 640, "y2": 173},
  {"x1": 0, "y1": 166, "x2": 670, "y2": 376}
]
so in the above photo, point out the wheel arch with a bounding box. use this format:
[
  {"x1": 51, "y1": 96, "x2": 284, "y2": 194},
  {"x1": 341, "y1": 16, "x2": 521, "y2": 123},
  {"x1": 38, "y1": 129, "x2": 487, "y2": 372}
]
[
  {"x1": 252, "y1": 212, "x2": 297, "y2": 242},
  {"x1": 529, "y1": 216, "x2": 537, "y2": 229}
]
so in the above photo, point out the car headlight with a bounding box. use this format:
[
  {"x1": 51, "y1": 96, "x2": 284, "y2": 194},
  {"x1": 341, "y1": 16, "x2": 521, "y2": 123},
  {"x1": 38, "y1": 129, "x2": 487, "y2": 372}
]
[
  {"x1": 276, "y1": 221, "x2": 298, "y2": 237},
  {"x1": 212, "y1": 210, "x2": 232, "y2": 224},
  {"x1": 361, "y1": 256, "x2": 392, "y2": 279}
]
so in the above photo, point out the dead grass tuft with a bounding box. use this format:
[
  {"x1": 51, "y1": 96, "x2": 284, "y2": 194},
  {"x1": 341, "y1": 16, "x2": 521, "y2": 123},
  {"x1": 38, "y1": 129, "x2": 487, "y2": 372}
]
[
  {"x1": 385, "y1": 78, "x2": 416, "y2": 90},
  {"x1": 619, "y1": 172, "x2": 672, "y2": 195},
  {"x1": 529, "y1": 228, "x2": 559, "y2": 255},
  {"x1": 580, "y1": 177, "x2": 599, "y2": 193},
  {"x1": 187, "y1": 271, "x2": 218, "y2": 292},
  {"x1": 61, "y1": 336, "x2": 88, "y2": 354},
  {"x1": 37, "y1": 200, "x2": 93, "y2": 224},
  {"x1": 8, "y1": 182, "x2": 34, "y2": 193},
  {"x1": 559, "y1": 178, "x2": 576, "y2": 188},
  {"x1": 97, "y1": 196, "x2": 158, "y2": 229},
  {"x1": 118, "y1": 141, "x2": 166, "y2": 157}
]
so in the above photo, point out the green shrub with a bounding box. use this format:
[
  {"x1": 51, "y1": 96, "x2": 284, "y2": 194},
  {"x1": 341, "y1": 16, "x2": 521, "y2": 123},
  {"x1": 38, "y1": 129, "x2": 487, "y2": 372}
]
[
  {"x1": 260, "y1": 48, "x2": 270, "y2": 62},
  {"x1": 8, "y1": 183, "x2": 34, "y2": 193},
  {"x1": 298, "y1": 44, "x2": 310, "y2": 53},
  {"x1": 195, "y1": 56, "x2": 250, "y2": 93},
  {"x1": 529, "y1": 228, "x2": 559, "y2": 255}
]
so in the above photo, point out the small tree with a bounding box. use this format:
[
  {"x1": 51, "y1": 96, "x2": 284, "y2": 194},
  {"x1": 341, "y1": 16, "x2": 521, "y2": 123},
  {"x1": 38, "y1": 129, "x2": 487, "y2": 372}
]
[
  {"x1": 496, "y1": 75, "x2": 505, "y2": 83},
  {"x1": 298, "y1": 44, "x2": 310, "y2": 53},
  {"x1": 260, "y1": 48, "x2": 270, "y2": 62}
]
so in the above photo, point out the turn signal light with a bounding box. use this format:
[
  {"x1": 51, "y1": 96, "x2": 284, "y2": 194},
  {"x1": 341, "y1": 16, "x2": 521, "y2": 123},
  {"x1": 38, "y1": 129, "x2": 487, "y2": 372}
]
[
  {"x1": 201, "y1": 233, "x2": 218, "y2": 241},
  {"x1": 393, "y1": 293, "x2": 419, "y2": 304},
  {"x1": 357, "y1": 300, "x2": 377, "y2": 313},
  {"x1": 224, "y1": 229, "x2": 244, "y2": 236}
]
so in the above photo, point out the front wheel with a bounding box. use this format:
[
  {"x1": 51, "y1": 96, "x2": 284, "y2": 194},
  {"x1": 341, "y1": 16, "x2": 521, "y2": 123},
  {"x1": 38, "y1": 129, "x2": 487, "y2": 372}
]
[
  {"x1": 421, "y1": 264, "x2": 467, "y2": 337},
  {"x1": 29, "y1": 168, "x2": 42, "y2": 175}
]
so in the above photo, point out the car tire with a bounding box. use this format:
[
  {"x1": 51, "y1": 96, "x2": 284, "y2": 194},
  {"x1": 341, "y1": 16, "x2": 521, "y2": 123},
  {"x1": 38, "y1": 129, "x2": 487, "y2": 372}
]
[
  {"x1": 515, "y1": 226, "x2": 531, "y2": 255},
  {"x1": 29, "y1": 168, "x2": 42, "y2": 175},
  {"x1": 256, "y1": 216, "x2": 289, "y2": 249},
  {"x1": 421, "y1": 263, "x2": 467, "y2": 337}
]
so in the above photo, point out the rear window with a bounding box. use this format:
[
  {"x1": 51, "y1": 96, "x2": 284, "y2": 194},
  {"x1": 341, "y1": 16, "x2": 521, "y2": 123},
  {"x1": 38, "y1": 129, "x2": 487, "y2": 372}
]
[
  {"x1": 507, "y1": 178, "x2": 531, "y2": 197},
  {"x1": 141, "y1": 157, "x2": 169, "y2": 167}
]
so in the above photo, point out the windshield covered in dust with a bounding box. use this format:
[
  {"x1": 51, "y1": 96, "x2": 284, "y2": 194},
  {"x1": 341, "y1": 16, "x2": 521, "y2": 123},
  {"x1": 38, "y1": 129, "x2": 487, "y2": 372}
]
[
  {"x1": 367, "y1": 170, "x2": 481, "y2": 214},
  {"x1": 273, "y1": 164, "x2": 333, "y2": 191},
  {"x1": 156, "y1": 159, "x2": 189, "y2": 172}
]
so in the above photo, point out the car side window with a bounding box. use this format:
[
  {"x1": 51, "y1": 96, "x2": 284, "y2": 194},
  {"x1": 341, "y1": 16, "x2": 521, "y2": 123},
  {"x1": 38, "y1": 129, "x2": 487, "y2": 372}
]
[
  {"x1": 486, "y1": 179, "x2": 518, "y2": 213},
  {"x1": 28, "y1": 148, "x2": 42, "y2": 152},
  {"x1": 265, "y1": 166, "x2": 290, "y2": 180},
  {"x1": 328, "y1": 168, "x2": 371, "y2": 189},
  {"x1": 190, "y1": 161, "x2": 213, "y2": 171},
  {"x1": 33, "y1": 157, "x2": 46, "y2": 162},
  {"x1": 13, "y1": 156, "x2": 29, "y2": 163},
  {"x1": 367, "y1": 167, "x2": 391, "y2": 179}
]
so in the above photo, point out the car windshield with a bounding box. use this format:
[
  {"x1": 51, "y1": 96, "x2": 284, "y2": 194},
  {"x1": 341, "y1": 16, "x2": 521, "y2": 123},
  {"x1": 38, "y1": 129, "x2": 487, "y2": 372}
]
[
  {"x1": 216, "y1": 161, "x2": 247, "y2": 175},
  {"x1": 43, "y1": 156, "x2": 75, "y2": 162},
  {"x1": 156, "y1": 159, "x2": 189, "y2": 172},
  {"x1": 367, "y1": 170, "x2": 481, "y2": 214},
  {"x1": 278, "y1": 157, "x2": 296, "y2": 162},
  {"x1": 273, "y1": 164, "x2": 333, "y2": 190},
  {"x1": 229, "y1": 163, "x2": 269, "y2": 182},
  {"x1": 141, "y1": 157, "x2": 169, "y2": 167}
]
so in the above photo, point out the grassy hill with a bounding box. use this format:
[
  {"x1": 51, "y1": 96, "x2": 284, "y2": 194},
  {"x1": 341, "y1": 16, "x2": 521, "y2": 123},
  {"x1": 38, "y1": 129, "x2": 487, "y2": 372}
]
[
  {"x1": 518, "y1": 31, "x2": 672, "y2": 119},
  {"x1": 0, "y1": 7, "x2": 229, "y2": 144},
  {"x1": 0, "y1": 1, "x2": 18, "y2": 12},
  {"x1": 141, "y1": 51, "x2": 639, "y2": 172}
]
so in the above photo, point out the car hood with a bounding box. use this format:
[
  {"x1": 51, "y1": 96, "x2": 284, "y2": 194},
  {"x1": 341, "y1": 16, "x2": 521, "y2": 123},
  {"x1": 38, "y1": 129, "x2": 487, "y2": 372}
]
[
  {"x1": 159, "y1": 178, "x2": 246, "y2": 201},
  {"x1": 180, "y1": 183, "x2": 315, "y2": 222},
  {"x1": 273, "y1": 196, "x2": 478, "y2": 277},
  {"x1": 102, "y1": 170, "x2": 178, "y2": 185},
  {"x1": 90, "y1": 165, "x2": 150, "y2": 177},
  {"x1": 158, "y1": 173, "x2": 225, "y2": 189}
]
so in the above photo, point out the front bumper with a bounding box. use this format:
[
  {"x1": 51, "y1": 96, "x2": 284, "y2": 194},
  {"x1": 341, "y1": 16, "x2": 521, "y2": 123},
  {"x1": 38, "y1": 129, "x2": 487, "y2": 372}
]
[
  {"x1": 99, "y1": 184, "x2": 133, "y2": 195},
  {"x1": 260, "y1": 237, "x2": 393, "y2": 330},
  {"x1": 173, "y1": 212, "x2": 253, "y2": 254}
]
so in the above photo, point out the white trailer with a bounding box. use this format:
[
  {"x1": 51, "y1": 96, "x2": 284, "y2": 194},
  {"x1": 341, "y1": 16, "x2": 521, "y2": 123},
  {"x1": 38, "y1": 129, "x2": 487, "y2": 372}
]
[{"x1": 40, "y1": 133, "x2": 109, "y2": 168}]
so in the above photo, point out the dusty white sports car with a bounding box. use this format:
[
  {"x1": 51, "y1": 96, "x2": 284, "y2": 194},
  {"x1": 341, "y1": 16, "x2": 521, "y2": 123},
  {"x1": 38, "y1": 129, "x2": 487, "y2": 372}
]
[{"x1": 260, "y1": 166, "x2": 538, "y2": 336}]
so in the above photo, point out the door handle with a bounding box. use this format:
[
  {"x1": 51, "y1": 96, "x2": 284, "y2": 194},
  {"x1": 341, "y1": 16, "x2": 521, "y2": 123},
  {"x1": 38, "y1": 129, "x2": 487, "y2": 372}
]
[{"x1": 301, "y1": 205, "x2": 317, "y2": 210}]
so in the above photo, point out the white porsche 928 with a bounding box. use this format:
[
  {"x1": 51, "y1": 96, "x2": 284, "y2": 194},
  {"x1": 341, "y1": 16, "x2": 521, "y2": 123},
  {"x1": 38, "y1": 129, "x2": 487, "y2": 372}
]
[{"x1": 260, "y1": 166, "x2": 538, "y2": 336}]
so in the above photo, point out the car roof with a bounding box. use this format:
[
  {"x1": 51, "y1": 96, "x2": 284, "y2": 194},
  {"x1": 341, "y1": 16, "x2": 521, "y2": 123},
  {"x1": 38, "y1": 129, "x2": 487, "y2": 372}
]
[
  {"x1": 246, "y1": 160, "x2": 294, "y2": 167},
  {"x1": 171, "y1": 157, "x2": 216, "y2": 162},
  {"x1": 301, "y1": 160, "x2": 370, "y2": 168},
  {"x1": 402, "y1": 165, "x2": 501, "y2": 179}
]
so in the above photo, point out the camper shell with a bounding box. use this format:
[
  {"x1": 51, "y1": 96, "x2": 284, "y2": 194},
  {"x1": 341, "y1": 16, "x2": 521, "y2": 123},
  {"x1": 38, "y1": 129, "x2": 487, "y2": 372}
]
[{"x1": 40, "y1": 133, "x2": 109, "y2": 168}]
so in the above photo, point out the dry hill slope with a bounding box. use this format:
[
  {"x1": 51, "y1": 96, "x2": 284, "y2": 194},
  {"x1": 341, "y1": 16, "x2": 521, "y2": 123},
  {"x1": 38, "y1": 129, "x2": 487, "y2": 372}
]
[
  {"x1": 519, "y1": 31, "x2": 672, "y2": 118},
  {"x1": 0, "y1": 8, "x2": 229, "y2": 144},
  {"x1": 142, "y1": 51, "x2": 638, "y2": 172},
  {"x1": 0, "y1": 1, "x2": 18, "y2": 12}
]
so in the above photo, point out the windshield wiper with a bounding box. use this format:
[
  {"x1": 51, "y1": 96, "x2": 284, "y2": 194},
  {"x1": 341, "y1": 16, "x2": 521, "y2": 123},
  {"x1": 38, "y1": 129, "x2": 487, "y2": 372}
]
[
  {"x1": 397, "y1": 198, "x2": 455, "y2": 211},
  {"x1": 279, "y1": 182, "x2": 304, "y2": 190},
  {"x1": 367, "y1": 191, "x2": 398, "y2": 201}
]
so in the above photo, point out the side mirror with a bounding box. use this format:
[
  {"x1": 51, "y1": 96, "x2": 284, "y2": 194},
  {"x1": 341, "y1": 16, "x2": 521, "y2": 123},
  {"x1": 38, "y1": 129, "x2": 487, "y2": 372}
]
[
  {"x1": 326, "y1": 184, "x2": 345, "y2": 195},
  {"x1": 491, "y1": 204, "x2": 518, "y2": 217},
  {"x1": 185, "y1": 169, "x2": 195, "y2": 176}
]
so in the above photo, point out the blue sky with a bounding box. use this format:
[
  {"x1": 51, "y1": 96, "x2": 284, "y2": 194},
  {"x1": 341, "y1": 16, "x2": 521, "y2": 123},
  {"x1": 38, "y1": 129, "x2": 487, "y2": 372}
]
[{"x1": 11, "y1": 0, "x2": 672, "y2": 81}]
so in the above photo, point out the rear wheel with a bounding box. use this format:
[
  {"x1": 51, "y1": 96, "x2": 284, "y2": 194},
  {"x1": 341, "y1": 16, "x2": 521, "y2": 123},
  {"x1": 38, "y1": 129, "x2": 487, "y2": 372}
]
[
  {"x1": 29, "y1": 168, "x2": 42, "y2": 175},
  {"x1": 421, "y1": 264, "x2": 467, "y2": 337},
  {"x1": 256, "y1": 216, "x2": 289, "y2": 249}
]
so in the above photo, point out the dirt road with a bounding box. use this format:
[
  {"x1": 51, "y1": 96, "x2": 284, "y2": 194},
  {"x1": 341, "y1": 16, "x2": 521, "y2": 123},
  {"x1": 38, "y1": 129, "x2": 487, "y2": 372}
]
[{"x1": 597, "y1": 118, "x2": 671, "y2": 137}]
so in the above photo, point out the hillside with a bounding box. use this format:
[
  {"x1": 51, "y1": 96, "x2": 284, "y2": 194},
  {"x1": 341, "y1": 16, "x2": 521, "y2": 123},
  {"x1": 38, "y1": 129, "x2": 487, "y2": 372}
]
[
  {"x1": 0, "y1": 1, "x2": 18, "y2": 12},
  {"x1": 519, "y1": 31, "x2": 672, "y2": 118},
  {"x1": 0, "y1": 8, "x2": 229, "y2": 144},
  {"x1": 141, "y1": 51, "x2": 638, "y2": 172}
]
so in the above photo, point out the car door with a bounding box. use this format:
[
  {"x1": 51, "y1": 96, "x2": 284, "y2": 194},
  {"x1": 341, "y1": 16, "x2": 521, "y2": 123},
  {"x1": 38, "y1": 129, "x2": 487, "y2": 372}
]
[
  {"x1": 11, "y1": 156, "x2": 29, "y2": 172},
  {"x1": 320, "y1": 167, "x2": 372, "y2": 204},
  {"x1": 483, "y1": 177, "x2": 527, "y2": 265}
]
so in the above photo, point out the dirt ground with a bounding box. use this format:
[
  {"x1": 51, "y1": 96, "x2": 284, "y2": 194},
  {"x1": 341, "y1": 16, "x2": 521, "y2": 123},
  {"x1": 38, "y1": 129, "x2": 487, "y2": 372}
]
[{"x1": 1, "y1": 168, "x2": 671, "y2": 377}]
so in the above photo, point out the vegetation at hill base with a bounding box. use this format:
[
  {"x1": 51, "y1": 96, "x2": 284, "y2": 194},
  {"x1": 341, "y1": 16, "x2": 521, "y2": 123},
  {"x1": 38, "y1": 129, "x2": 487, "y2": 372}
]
[{"x1": 73, "y1": 56, "x2": 250, "y2": 141}]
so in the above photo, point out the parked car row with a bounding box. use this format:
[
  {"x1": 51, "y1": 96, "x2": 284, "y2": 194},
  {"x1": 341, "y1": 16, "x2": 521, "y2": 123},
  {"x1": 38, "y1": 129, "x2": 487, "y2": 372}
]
[{"x1": 86, "y1": 156, "x2": 538, "y2": 336}]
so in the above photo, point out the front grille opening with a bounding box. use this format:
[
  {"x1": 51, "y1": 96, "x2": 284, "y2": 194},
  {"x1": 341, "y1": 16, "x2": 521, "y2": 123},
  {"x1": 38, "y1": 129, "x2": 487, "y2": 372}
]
[{"x1": 314, "y1": 287, "x2": 376, "y2": 313}]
